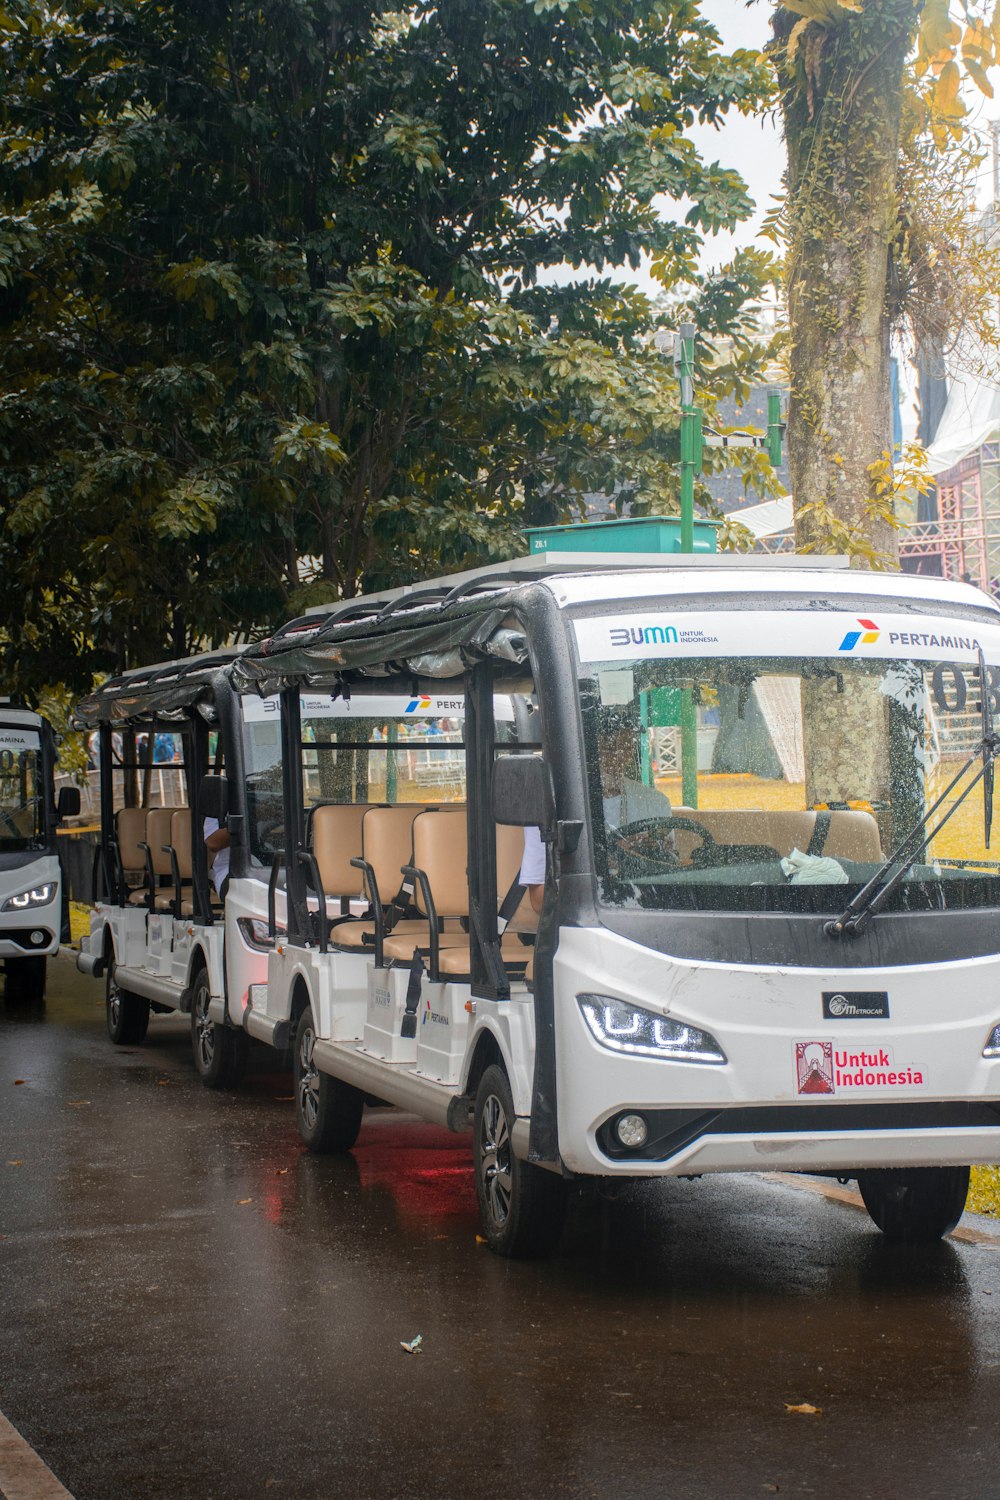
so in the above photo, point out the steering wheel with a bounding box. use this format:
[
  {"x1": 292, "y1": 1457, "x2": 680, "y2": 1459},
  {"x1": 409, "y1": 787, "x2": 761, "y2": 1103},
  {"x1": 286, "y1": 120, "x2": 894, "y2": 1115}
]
[{"x1": 612, "y1": 815, "x2": 717, "y2": 875}]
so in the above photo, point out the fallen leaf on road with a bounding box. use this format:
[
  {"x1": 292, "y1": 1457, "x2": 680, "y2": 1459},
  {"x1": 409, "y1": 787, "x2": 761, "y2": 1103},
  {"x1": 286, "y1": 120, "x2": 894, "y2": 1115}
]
[
  {"x1": 400, "y1": 1335, "x2": 423, "y2": 1355},
  {"x1": 475, "y1": 1234, "x2": 487, "y2": 1245},
  {"x1": 156, "y1": 1078, "x2": 171, "y2": 1086},
  {"x1": 274, "y1": 1168, "x2": 289, "y2": 1175},
  {"x1": 65, "y1": 1099, "x2": 90, "y2": 1108},
  {"x1": 784, "y1": 1402, "x2": 821, "y2": 1416},
  {"x1": 13, "y1": 1079, "x2": 24, "y2": 1086},
  {"x1": 7, "y1": 1160, "x2": 23, "y2": 1166},
  {"x1": 236, "y1": 1198, "x2": 253, "y2": 1205},
  {"x1": 274, "y1": 1095, "x2": 294, "y2": 1102}
]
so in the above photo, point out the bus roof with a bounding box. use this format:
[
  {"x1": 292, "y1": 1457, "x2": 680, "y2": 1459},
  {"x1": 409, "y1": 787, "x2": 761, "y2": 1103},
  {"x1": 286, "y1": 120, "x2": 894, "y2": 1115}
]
[
  {"x1": 74, "y1": 647, "x2": 246, "y2": 729},
  {"x1": 232, "y1": 553, "x2": 1000, "y2": 698}
]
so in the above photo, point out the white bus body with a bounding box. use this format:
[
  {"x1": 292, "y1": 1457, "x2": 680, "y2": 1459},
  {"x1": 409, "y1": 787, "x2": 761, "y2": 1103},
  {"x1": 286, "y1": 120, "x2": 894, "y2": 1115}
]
[
  {"x1": 74, "y1": 654, "x2": 287, "y2": 1083},
  {"x1": 0, "y1": 707, "x2": 77, "y2": 1003}
]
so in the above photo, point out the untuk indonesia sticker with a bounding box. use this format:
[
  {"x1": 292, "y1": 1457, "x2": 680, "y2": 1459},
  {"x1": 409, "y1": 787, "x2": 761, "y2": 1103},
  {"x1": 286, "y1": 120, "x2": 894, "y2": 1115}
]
[{"x1": 794, "y1": 1041, "x2": 925, "y2": 1097}]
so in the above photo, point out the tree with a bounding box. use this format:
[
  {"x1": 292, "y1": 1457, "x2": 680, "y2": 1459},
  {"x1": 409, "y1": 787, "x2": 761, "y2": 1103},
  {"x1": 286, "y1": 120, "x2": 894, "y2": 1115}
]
[
  {"x1": 0, "y1": 0, "x2": 772, "y2": 694},
  {"x1": 771, "y1": 0, "x2": 1000, "y2": 564}
]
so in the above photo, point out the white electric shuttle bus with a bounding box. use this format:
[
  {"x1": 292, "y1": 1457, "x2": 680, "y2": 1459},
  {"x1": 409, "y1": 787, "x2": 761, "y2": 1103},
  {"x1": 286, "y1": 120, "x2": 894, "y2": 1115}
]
[
  {"x1": 0, "y1": 704, "x2": 79, "y2": 1003},
  {"x1": 226, "y1": 553, "x2": 1000, "y2": 1255},
  {"x1": 74, "y1": 651, "x2": 287, "y2": 1083}
]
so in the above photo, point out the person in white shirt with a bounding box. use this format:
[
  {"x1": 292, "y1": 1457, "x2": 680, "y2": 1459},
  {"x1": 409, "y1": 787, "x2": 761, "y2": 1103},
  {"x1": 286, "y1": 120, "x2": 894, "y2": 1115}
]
[{"x1": 203, "y1": 816, "x2": 231, "y2": 897}]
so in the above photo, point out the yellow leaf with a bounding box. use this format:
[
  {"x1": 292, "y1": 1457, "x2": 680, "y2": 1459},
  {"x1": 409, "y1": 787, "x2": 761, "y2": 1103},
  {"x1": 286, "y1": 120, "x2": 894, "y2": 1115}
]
[
  {"x1": 236, "y1": 1197, "x2": 253, "y2": 1205},
  {"x1": 784, "y1": 1402, "x2": 822, "y2": 1416},
  {"x1": 920, "y1": 0, "x2": 962, "y2": 55},
  {"x1": 962, "y1": 19, "x2": 993, "y2": 63},
  {"x1": 993, "y1": 0, "x2": 1000, "y2": 51},
  {"x1": 934, "y1": 60, "x2": 966, "y2": 118},
  {"x1": 965, "y1": 57, "x2": 995, "y2": 96}
]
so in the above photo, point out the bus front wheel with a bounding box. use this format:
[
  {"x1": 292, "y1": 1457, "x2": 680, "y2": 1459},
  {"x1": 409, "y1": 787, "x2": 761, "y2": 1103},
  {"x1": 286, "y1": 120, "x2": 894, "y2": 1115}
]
[
  {"x1": 191, "y1": 969, "x2": 248, "y2": 1088},
  {"x1": 5, "y1": 956, "x2": 46, "y2": 1006},
  {"x1": 473, "y1": 1064, "x2": 566, "y2": 1258},
  {"x1": 293, "y1": 1008, "x2": 364, "y2": 1153},
  {"x1": 106, "y1": 959, "x2": 149, "y2": 1045},
  {"x1": 856, "y1": 1165, "x2": 970, "y2": 1243}
]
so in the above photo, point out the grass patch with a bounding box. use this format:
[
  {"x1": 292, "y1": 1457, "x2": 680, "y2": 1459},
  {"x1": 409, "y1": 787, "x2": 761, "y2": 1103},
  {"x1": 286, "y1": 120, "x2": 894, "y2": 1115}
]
[
  {"x1": 68, "y1": 901, "x2": 91, "y2": 945},
  {"x1": 968, "y1": 1166, "x2": 1000, "y2": 1218}
]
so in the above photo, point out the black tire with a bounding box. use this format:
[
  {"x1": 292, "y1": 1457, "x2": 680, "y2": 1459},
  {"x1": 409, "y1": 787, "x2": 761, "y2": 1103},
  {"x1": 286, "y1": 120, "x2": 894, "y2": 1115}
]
[
  {"x1": 190, "y1": 968, "x2": 248, "y2": 1088},
  {"x1": 5, "y1": 956, "x2": 47, "y2": 1005},
  {"x1": 106, "y1": 957, "x2": 149, "y2": 1045},
  {"x1": 473, "y1": 1063, "x2": 566, "y2": 1258},
  {"x1": 293, "y1": 1007, "x2": 364, "y2": 1153},
  {"x1": 857, "y1": 1165, "x2": 970, "y2": 1243}
]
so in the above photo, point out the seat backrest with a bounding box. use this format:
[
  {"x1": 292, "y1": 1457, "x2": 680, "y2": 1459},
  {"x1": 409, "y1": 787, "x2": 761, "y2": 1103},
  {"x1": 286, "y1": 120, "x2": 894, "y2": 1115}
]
[
  {"x1": 825, "y1": 809, "x2": 882, "y2": 862},
  {"x1": 169, "y1": 809, "x2": 193, "y2": 879},
  {"x1": 116, "y1": 807, "x2": 148, "y2": 874},
  {"x1": 145, "y1": 807, "x2": 177, "y2": 877},
  {"x1": 496, "y1": 822, "x2": 525, "y2": 899},
  {"x1": 411, "y1": 808, "x2": 469, "y2": 917},
  {"x1": 361, "y1": 805, "x2": 424, "y2": 903},
  {"x1": 312, "y1": 803, "x2": 369, "y2": 896}
]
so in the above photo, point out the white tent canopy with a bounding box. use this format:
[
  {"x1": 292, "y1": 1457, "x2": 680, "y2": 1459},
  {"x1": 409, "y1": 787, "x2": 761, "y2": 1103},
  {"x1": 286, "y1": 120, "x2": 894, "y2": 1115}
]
[{"x1": 925, "y1": 367, "x2": 1000, "y2": 476}]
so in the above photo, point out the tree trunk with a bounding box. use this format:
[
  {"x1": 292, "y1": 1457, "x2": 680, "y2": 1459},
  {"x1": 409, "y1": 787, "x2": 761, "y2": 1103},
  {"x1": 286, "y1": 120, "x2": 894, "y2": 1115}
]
[{"x1": 774, "y1": 2, "x2": 919, "y2": 564}]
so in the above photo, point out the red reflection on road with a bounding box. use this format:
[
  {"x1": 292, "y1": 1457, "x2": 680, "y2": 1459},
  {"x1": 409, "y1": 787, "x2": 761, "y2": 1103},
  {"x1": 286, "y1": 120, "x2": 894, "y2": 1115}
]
[{"x1": 353, "y1": 1118, "x2": 476, "y2": 1224}]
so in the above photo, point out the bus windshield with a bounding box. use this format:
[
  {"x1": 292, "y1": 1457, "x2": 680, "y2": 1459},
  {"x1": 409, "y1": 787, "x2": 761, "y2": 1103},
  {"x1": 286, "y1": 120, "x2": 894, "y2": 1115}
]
[
  {"x1": 0, "y1": 725, "x2": 44, "y2": 852},
  {"x1": 573, "y1": 605, "x2": 1000, "y2": 915}
]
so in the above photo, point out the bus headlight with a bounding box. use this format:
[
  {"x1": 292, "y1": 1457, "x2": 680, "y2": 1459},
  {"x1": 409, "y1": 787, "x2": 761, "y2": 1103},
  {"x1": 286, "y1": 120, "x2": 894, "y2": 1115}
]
[
  {"x1": 577, "y1": 994, "x2": 726, "y2": 1064},
  {"x1": 983, "y1": 1024, "x2": 1000, "y2": 1058},
  {"x1": 2, "y1": 883, "x2": 56, "y2": 912},
  {"x1": 236, "y1": 917, "x2": 278, "y2": 951}
]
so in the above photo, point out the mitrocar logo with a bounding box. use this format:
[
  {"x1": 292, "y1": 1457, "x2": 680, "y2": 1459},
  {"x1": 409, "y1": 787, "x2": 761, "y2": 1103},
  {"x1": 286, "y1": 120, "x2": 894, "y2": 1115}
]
[
  {"x1": 822, "y1": 990, "x2": 890, "y2": 1020},
  {"x1": 839, "y1": 618, "x2": 880, "y2": 651},
  {"x1": 610, "y1": 624, "x2": 678, "y2": 648},
  {"x1": 405, "y1": 694, "x2": 432, "y2": 714}
]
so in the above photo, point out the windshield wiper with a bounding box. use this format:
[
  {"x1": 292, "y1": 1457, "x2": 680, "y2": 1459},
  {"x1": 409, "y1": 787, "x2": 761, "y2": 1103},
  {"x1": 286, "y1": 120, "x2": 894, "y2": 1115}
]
[{"x1": 825, "y1": 647, "x2": 1000, "y2": 939}]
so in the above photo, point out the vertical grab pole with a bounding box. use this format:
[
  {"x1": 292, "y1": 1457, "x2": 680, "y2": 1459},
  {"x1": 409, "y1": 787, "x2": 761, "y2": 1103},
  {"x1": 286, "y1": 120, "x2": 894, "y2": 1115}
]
[{"x1": 279, "y1": 684, "x2": 310, "y2": 946}]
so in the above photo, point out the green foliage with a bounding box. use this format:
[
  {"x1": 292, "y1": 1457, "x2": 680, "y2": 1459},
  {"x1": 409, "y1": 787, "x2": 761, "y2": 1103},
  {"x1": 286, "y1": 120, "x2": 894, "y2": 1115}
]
[{"x1": 0, "y1": 0, "x2": 772, "y2": 695}]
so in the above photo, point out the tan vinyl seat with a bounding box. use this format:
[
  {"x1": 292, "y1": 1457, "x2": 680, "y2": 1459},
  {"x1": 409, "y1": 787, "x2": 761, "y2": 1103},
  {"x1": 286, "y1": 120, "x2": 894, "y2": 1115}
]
[
  {"x1": 168, "y1": 810, "x2": 196, "y2": 915},
  {"x1": 381, "y1": 815, "x2": 530, "y2": 979},
  {"x1": 671, "y1": 807, "x2": 882, "y2": 864},
  {"x1": 116, "y1": 807, "x2": 149, "y2": 895},
  {"x1": 328, "y1": 804, "x2": 425, "y2": 951},
  {"x1": 139, "y1": 806, "x2": 179, "y2": 911},
  {"x1": 311, "y1": 803, "x2": 369, "y2": 914}
]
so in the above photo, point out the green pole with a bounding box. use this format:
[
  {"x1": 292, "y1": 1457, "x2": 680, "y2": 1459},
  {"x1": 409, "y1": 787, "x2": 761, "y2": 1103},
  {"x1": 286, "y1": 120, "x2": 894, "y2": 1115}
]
[
  {"x1": 675, "y1": 321, "x2": 701, "y2": 555},
  {"x1": 386, "y1": 720, "x2": 398, "y2": 803},
  {"x1": 680, "y1": 690, "x2": 698, "y2": 809},
  {"x1": 766, "y1": 386, "x2": 784, "y2": 469},
  {"x1": 639, "y1": 690, "x2": 651, "y2": 786},
  {"x1": 675, "y1": 322, "x2": 700, "y2": 805}
]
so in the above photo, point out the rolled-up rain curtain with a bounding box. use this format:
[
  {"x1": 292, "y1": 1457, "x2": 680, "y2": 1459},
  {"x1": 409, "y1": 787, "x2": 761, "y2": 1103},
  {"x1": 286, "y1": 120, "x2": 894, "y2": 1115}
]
[{"x1": 229, "y1": 590, "x2": 531, "y2": 697}]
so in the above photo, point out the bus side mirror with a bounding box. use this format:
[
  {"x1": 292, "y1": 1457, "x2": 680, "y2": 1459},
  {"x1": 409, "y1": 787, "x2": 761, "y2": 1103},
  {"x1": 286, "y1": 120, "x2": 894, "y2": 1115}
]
[
  {"x1": 56, "y1": 786, "x2": 81, "y2": 820},
  {"x1": 492, "y1": 755, "x2": 554, "y2": 831},
  {"x1": 201, "y1": 774, "x2": 230, "y2": 822}
]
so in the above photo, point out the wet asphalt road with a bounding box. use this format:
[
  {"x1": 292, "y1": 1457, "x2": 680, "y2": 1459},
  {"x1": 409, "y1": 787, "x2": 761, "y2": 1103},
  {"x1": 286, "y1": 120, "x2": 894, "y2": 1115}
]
[{"x1": 2, "y1": 958, "x2": 1000, "y2": 1500}]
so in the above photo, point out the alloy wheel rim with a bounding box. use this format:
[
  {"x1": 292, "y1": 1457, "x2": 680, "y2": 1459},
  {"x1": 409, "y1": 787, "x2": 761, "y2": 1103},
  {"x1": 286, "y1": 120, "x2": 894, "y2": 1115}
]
[
  {"x1": 298, "y1": 1025, "x2": 319, "y2": 1130},
  {"x1": 108, "y1": 974, "x2": 121, "y2": 1029},
  {"x1": 195, "y1": 986, "x2": 214, "y2": 1068},
  {"x1": 480, "y1": 1092, "x2": 512, "y2": 1226}
]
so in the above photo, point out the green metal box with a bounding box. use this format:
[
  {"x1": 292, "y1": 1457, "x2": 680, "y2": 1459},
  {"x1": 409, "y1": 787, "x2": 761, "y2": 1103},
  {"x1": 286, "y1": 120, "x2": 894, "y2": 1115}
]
[{"x1": 525, "y1": 516, "x2": 719, "y2": 555}]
